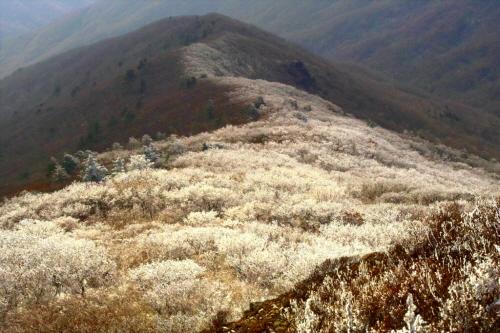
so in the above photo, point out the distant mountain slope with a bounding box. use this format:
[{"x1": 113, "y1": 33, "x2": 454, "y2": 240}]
[
  {"x1": 0, "y1": 0, "x2": 96, "y2": 39},
  {"x1": 3, "y1": 0, "x2": 500, "y2": 116},
  {"x1": 0, "y1": 0, "x2": 219, "y2": 78},
  {"x1": 270, "y1": 0, "x2": 500, "y2": 117},
  {"x1": 0, "y1": 14, "x2": 253, "y2": 195},
  {"x1": 1, "y1": 13, "x2": 500, "y2": 196}
]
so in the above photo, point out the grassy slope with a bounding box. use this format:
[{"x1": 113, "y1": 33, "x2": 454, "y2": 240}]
[{"x1": 182, "y1": 15, "x2": 500, "y2": 158}]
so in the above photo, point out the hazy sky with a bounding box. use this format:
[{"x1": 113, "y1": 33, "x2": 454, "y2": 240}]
[{"x1": 0, "y1": 0, "x2": 98, "y2": 39}]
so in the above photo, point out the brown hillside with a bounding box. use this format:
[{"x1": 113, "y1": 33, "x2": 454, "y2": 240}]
[
  {"x1": 1, "y1": 13, "x2": 499, "y2": 196},
  {"x1": 3, "y1": 1, "x2": 500, "y2": 117},
  {"x1": 183, "y1": 15, "x2": 500, "y2": 159},
  {"x1": 0, "y1": 15, "x2": 254, "y2": 196}
]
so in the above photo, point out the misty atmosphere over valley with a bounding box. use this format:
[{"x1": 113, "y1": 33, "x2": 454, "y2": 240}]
[{"x1": 0, "y1": 1, "x2": 499, "y2": 332}]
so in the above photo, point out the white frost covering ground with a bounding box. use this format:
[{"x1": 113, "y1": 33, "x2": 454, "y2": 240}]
[{"x1": 1, "y1": 48, "x2": 499, "y2": 332}]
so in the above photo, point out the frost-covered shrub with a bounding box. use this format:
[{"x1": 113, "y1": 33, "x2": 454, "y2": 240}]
[
  {"x1": 183, "y1": 211, "x2": 219, "y2": 226},
  {"x1": 52, "y1": 216, "x2": 80, "y2": 232},
  {"x1": 272, "y1": 199, "x2": 339, "y2": 227},
  {"x1": 123, "y1": 227, "x2": 227, "y2": 267},
  {"x1": 440, "y1": 257, "x2": 500, "y2": 331},
  {"x1": 127, "y1": 154, "x2": 153, "y2": 171},
  {"x1": 215, "y1": 224, "x2": 362, "y2": 292},
  {"x1": 0, "y1": 220, "x2": 116, "y2": 311},
  {"x1": 130, "y1": 259, "x2": 204, "y2": 288},
  {"x1": 287, "y1": 298, "x2": 319, "y2": 333},
  {"x1": 142, "y1": 134, "x2": 153, "y2": 147},
  {"x1": 129, "y1": 259, "x2": 204, "y2": 314},
  {"x1": 127, "y1": 137, "x2": 142, "y2": 150},
  {"x1": 111, "y1": 142, "x2": 123, "y2": 151},
  {"x1": 1, "y1": 289, "x2": 159, "y2": 333},
  {"x1": 166, "y1": 184, "x2": 236, "y2": 214},
  {"x1": 129, "y1": 259, "x2": 231, "y2": 332},
  {"x1": 294, "y1": 112, "x2": 308, "y2": 122}
]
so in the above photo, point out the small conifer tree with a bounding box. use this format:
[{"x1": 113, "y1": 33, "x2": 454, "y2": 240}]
[
  {"x1": 168, "y1": 135, "x2": 184, "y2": 155},
  {"x1": 156, "y1": 132, "x2": 167, "y2": 141},
  {"x1": 81, "y1": 155, "x2": 107, "y2": 182},
  {"x1": 143, "y1": 143, "x2": 160, "y2": 165},
  {"x1": 142, "y1": 134, "x2": 153, "y2": 147},
  {"x1": 254, "y1": 96, "x2": 266, "y2": 108},
  {"x1": 52, "y1": 164, "x2": 69, "y2": 183},
  {"x1": 46, "y1": 157, "x2": 58, "y2": 177},
  {"x1": 112, "y1": 157, "x2": 125, "y2": 174},
  {"x1": 205, "y1": 99, "x2": 215, "y2": 120},
  {"x1": 248, "y1": 103, "x2": 260, "y2": 120},
  {"x1": 62, "y1": 154, "x2": 79, "y2": 174}
]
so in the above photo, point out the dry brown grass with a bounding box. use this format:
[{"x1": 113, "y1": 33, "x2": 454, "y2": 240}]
[{"x1": 1, "y1": 288, "x2": 159, "y2": 333}]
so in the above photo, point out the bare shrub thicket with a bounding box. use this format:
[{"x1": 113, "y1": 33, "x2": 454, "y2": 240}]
[
  {"x1": 285, "y1": 199, "x2": 500, "y2": 332},
  {"x1": 0, "y1": 220, "x2": 116, "y2": 315},
  {"x1": 0, "y1": 78, "x2": 498, "y2": 332}
]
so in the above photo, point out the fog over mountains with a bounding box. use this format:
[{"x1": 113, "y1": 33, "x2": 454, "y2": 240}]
[{"x1": 0, "y1": 0, "x2": 97, "y2": 39}]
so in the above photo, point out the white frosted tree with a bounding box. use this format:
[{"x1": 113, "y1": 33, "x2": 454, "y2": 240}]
[
  {"x1": 112, "y1": 157, "x2": 125, "y2": 174},
  {"x1": 143, "y1": 143, "x2": 161, "y2": 165},
  {"x1": 0, "y1": 219, "x2": 116, "y2": 309},
  {"x1": 81, "y1": 155, "x2": 107, "y2": 182},
  {"x1": 127, "y1": 154, "x2": 153, "y2": 171}
]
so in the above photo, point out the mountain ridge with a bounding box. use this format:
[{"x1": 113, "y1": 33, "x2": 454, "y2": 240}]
[
  {"x1": 1, "y1": 13, "x2": 499, "y2": 197},
  {"x1": 3, "y1": 0, "x2": 500, "y2": 117}
]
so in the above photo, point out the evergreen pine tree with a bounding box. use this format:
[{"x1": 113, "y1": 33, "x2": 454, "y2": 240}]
[
  {"x1": 142, "y1": 134, "x2": 152, "y2": 147},
  {"x1": 112, "y1": 157, "x2": 125, "y2": 174},
  {"x1": 62, "y1": 154, "x2": 80, "y2": 174},
  {"x1": 52, "y1": 164, "x2": 69, "y2": 183},
  {"x1": 81, "y1": 155, "x2": 107, "y2": 182}
]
